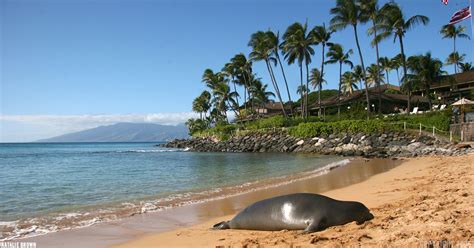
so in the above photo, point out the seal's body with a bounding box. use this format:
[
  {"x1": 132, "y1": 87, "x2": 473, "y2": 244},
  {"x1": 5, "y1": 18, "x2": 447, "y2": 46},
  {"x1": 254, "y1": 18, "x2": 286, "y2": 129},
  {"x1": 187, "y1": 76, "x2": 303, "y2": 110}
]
[{"x1": 213, "y1": 193, "x2": 374, "y2": 233}]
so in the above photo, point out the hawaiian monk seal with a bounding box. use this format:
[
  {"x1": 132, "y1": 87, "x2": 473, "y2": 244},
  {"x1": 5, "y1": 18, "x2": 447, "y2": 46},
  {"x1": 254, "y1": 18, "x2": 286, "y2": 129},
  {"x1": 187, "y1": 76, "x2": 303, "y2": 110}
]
[{"x1": 213, "y1": 193, "x2": 374, "y2": 233}]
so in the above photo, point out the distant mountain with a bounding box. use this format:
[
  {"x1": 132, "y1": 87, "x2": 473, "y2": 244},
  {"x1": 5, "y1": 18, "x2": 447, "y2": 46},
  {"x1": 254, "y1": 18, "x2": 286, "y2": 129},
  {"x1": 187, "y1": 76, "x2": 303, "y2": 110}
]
[{"x1": 37, "y1": 123, "x2": 189, "y2": 142}]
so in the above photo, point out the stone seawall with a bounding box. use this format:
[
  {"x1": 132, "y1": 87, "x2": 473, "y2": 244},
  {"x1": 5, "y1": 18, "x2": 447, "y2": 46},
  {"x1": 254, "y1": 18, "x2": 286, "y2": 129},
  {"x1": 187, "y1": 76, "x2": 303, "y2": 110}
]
[{"x1": 162, "y1": 131, "x2": 472, "y2": 157}]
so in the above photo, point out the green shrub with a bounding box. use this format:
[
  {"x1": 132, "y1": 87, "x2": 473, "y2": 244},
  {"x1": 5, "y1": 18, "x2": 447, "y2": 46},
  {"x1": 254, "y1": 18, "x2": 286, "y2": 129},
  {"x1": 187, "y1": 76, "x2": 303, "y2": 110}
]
[
  {"x1": 193, "y1": 124, "x2": 238, "y2": 140},
  {"x1": 288, "y1": 120, "x2": 387, "y2": 138},
  {"x1": 185, "y1": 118, "x2": 209, "y2": 135},
  {"x1": 384, "y1": 110, "x2": 451, "y2": 131}
]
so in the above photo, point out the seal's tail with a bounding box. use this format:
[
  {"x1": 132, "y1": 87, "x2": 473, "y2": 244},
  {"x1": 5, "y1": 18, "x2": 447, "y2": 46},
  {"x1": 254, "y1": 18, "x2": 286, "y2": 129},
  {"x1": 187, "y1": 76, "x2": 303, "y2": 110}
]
[{"x1": 212, "y1": 221, "x2": 230, "y2": 230}]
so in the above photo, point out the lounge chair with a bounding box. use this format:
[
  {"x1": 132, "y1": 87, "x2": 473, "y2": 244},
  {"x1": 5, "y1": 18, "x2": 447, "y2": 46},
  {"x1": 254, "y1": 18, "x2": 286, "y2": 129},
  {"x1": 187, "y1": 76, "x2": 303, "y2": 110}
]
[
  {"x1": 410, "y1": 107, "x2": 419, "y2": 114},
  {"x1": 439, "y1": 104, "x2": 446, "y2": 111},
  {"x1": 432, "y1": 104, "x2": 439, "y2": 110}
]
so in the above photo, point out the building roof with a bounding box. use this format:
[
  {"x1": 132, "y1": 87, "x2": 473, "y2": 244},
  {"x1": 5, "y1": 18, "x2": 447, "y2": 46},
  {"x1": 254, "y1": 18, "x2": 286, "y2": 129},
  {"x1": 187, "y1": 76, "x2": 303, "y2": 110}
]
[
  {"x1": 309, "y1": 91, "x2": 429, "y2": 110},
  {"x1": 416, "y1": 70, "x2": 474, "y2": 92}
]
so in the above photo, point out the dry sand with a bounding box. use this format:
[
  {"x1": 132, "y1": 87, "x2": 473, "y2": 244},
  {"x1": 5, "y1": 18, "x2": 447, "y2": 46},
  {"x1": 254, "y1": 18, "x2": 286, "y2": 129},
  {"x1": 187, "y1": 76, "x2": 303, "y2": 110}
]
[{"x1": 114, "y1": 154, "x2": 474, "y2": 247}]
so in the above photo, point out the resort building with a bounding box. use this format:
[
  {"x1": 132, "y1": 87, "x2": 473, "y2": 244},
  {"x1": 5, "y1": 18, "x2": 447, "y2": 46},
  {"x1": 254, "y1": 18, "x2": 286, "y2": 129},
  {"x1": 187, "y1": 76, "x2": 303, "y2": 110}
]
[{"x1": 412, "y1": 70, "x2": 474, "y2": 102}]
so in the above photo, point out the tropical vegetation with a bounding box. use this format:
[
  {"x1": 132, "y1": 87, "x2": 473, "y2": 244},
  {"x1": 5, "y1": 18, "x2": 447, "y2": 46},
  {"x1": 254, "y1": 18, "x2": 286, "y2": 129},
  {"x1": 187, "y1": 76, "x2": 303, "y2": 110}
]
[{"x1": 186, "y1": 0, "x2": 470, "y2": 137}]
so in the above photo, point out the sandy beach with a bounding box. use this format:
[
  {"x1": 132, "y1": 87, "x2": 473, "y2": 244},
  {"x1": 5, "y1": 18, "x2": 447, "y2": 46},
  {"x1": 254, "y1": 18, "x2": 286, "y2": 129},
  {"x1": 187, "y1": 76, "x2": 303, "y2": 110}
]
[{"x1": 113, "y1": 154, "x2": 474, "y2": 247}]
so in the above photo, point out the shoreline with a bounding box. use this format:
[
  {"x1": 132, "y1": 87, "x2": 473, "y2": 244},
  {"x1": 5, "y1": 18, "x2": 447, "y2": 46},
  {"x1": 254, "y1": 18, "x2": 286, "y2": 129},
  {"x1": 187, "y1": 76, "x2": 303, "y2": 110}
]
[
  {"x1": 18, "y1": 156, "x2": 402, "y2": 248},
  {"x1": 113, "y1": 154, "x2": 474, "y2": 247},
  {"x1": 3, "y1": 155, "x2": 348, "y2": 241}
]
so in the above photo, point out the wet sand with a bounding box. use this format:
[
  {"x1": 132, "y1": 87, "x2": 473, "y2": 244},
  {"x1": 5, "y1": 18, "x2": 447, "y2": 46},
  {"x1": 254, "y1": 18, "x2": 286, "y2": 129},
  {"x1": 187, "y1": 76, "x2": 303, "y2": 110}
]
[
  {"x1": 113, "y1": 154, "x2": 474, "y2": 247},
  {"x1": 20, "y1": 157, "x2": 402, "y2": 248}
]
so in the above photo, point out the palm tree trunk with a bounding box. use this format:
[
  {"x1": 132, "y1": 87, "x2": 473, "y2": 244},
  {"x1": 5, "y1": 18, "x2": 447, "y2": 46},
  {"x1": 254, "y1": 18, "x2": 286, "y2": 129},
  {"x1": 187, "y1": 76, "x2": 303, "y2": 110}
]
[
  {"x1": 276, "y1": 54, "x2": 293, "y2": 115},
  {"x1": 232, "y1": 80, "x2": 239, "y2": 107},
  {"x1": 305, "y1": 62, "x2": 310, "y2": 119},
  {"x1": 338, "y1": 62, "x2": 342, "y2": 119},
  {"x1": 266, "y1": 60, "x2": 287, "y2": 117},
  {"x1": 454, "y1": 36, "x2": 457, "y2": 73},
  {"x1": 386, "y1": 70, "x2": 389, "y2": 85},
  {"x1": 319, "y1": 43, "x2": 326, "y2": 117},
  {"x1": 299, "y1": 64, "x2": 304, "y2": 118},
  {"x1": 399, "y1": 36, "x2": 410, "y2": 113},
  {"x1": 242, "y1": 72, "x2": 252, "y2": 113},
  {"x1": 268, "y1": 63, "x2": 287, "y2": 117},
  {"x1": 396, "y1": 68, "x2": 400, "y2": 86},
  {"x1": 372, "y1": 19, "x2": 382, "y2": 114},
  {"x1": 353, "y1": 25, "x2": 370, "y2": 119}
]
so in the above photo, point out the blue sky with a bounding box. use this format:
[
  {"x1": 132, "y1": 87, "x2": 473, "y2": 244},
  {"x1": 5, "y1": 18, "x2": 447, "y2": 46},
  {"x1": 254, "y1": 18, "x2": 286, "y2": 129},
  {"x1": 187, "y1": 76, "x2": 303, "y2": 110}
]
[{"x1": 1, "y1": 0, "x2": 473, "y2": 141}]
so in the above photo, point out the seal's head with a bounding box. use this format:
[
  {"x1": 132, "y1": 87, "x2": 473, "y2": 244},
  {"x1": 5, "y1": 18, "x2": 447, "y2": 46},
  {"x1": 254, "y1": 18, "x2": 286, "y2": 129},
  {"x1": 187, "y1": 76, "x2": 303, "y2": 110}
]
[{"x1": 352, "y1": 202, "x2": 374, "y2": 225}]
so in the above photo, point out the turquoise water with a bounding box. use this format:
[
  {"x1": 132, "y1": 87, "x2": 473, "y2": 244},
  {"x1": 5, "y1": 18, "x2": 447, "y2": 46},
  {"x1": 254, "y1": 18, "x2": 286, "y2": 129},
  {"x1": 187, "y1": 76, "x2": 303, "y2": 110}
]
[{"x1": 0, "y1": 142, "x2": 344, "y2": 240}]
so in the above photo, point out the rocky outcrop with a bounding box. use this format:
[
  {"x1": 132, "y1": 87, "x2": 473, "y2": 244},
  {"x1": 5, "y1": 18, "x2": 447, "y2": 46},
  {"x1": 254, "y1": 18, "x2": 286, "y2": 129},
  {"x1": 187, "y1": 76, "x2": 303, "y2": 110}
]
[{"x1": 162, "y1": 131, "x2": 473, "y2": 158}]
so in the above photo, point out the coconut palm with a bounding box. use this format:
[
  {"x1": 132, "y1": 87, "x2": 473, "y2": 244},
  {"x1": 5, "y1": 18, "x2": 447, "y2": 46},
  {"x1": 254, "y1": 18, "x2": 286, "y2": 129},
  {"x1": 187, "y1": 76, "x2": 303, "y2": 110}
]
[
  {"x1": 266, "y1": 30, "x2": 293, "y2": 113},
  {"x1": 330, "y1": 0, "x2": 370, "y2": 118},
  {"x1": 249, "y1": 78, "x2": 275, "y2": 112},
  {"x1": 366, "y1": 63, "x2": 385, "y2": 88},
  {"x1": 446, "y1": 52, "x2": 466, "y2": 74},
  {"x1": 192, "y1": 91, "x2": 211, "y2": 120},
  {"x1": 325, "y1": 44, "x2": 354, "y2": 117},
  {"x1": 379, "y1": 57, "x2": 392, "y2": 84},
  {"x1": 211, "y1": 75, "x2": 239, "y2": 118},
  {"x1": 406, "y1": 53, "x2": 445, "y2": 109},
  {"x1": 223, "y1": 62, "x2": 239, "y2": 107},
  {"x1": 309, "y1": 68, "x2": 327, "y2": 113},
  {"x1": 341, "y1": 71, "x2": 359, "y2": 95},
  {"x1": 296, "y1": 85, "x2": 308, "y2": 96},
  {"x1": 225, "y1": 54, "x2": 253, "y2": 110},
  {"x1": 353, "y1": 65, "x2": 364, "y2": 90},
  {"x1": 391, "y1": 54, "x2": 403, "y2": 85},
  {"x1": 249, "y1": 31, "x2": 287, "y2": 117},
  {"x1": 460, "y1": 62, "x2": 473, "y2": 72},
  {"x1": 360, "y1": 0, "x2": 384, "y2": 113},
  {"x1": 281, "y1": 22, "x2": 316, "y2": 118},
  {"x1": 202, "y1": 69, "x2": 218, "y2": 89},
  {"x1": 202, "y1": 69, "x2": 239, "y2": 120},
  {"x1": 310, "y1": 24, "x2": 333, "y2": 116},
  {"x1": 440, "y1": 24, "x2": 470, "y2": 72},
  {"x1": 378, "y1": 2, "x2": 429, "y2": 112}
]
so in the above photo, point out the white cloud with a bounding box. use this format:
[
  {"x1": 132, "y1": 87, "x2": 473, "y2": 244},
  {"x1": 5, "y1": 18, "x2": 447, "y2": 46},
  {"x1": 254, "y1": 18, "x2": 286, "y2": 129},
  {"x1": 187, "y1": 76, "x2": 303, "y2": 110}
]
[{"x1": 0, "y1": 113, "x2": 199, "y2": 142}]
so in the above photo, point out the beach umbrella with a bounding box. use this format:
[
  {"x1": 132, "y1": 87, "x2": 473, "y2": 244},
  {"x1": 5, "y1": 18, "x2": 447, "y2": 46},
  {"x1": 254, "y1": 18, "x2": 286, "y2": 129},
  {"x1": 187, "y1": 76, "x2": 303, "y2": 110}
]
[{"x1": 452, "y1": 98, "x2": 474, "y2": 106}]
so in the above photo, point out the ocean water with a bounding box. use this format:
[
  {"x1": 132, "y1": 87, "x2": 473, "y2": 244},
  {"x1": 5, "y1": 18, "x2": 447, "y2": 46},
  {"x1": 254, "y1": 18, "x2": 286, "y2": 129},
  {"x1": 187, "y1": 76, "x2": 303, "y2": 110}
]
[{"x1": 0, "y1": 142, "x2": 346, "y2": 240}]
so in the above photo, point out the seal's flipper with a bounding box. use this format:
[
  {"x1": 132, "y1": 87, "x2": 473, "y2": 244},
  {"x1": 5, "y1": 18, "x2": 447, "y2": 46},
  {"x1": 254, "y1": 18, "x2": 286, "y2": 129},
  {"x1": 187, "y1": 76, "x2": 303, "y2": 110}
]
[
  {"x1": 212, "y1": 221, "x2": 230, "y2": 230},
  {"x1": 302, "y1": 217, "x2": 325, "y2": 234}
]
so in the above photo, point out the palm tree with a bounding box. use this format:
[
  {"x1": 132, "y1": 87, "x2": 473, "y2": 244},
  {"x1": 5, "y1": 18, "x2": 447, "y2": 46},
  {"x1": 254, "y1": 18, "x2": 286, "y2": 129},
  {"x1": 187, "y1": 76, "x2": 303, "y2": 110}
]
[
  {"x1": 202, "y1": 69, "x2": 239, "y2": 120},
  {"x1": 459, "y1": 62, "x2": 473, "y2": 72},
  {"x1": 366, "y1": 63, "x2": 385, "y2": 88},
  {"x1": 310, "y1": 24, "x2": 333, "y2": 116},
  {"x1": 341, "y1": 71, "x2": 359, "y2": 95},
  {"x1": 446, "y1": 52, "x2": 466, "y2": 74},
  {"x1": 223, "y1": 62, "x2": 239, "y2": 108},
  {"x1": 406, "y1": 53, "x2": 445, "y2": 109},
  {"x1": 192, "y1": 91, "x2": 211, "y2": 120},
  {"x1": 309, "y1": 68, "x2": 326, "y2": 114},
  {"x1": 330, "y1": 0, "x2": 370, "y2": 119},
  {"x1": 281, "y1": 22, "x2": 315, "y2": 118},
  {"x1": 379, "y1": 57, "x2": 392, "y2": 84},
  {"x1": 296, "y1": 85, "x2": 308, "y2": 97},
  {"x1": 391, "y1": 54, "x2": 403, "y2": 85},
  {"x1": 225, "y1": 54, "x2": 252, "y2": 110},
  {"x1": 378, "y1": 2, "x2": 429, "y2": 112},
  {"x1": 249, "y1": 78, "x2": 275, "y2": 114},
  {"x1": 266, "y1": 30, "x2": 293, "y2": 114},
  {"x1": 249, "y1": 31, "x2": 287, "y2": 117},
  {"x1": 325, "y1": 44, "x2": 354, "y2": 117},
  {"x1": 211, "y1": 75, "x2": 239, "y2": 118},
  {"x1": 353, "y1": 65, "x2": 364, "y2": 90},
  {"x1": 202, "y1": 68, "x2": 218, "y2": 89},
  {"x1": 360, "y1": 0, "x2": 384, "y2": 113},
  {"x1": 440, "y1": 24, "x2": 470, "y2": 73}
]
